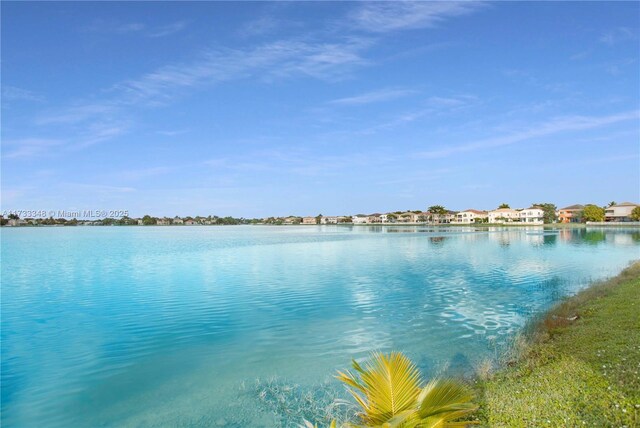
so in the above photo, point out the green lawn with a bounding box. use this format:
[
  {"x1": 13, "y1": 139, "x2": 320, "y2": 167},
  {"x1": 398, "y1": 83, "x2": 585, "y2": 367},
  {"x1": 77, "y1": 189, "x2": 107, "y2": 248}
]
[{"x1": 479, "y1": 262, "x2": 640, "y2": 427}]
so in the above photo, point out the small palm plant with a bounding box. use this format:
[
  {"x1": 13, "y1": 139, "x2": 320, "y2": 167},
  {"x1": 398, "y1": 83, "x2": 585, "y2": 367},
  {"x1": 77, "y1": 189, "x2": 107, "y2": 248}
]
[{"x1": 335, "y1": 352, "x2": 478, "y2": 428}]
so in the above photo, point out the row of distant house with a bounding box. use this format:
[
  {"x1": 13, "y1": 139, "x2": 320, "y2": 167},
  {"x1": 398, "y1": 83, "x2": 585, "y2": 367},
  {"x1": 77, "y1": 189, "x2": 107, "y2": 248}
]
[
  {"x1": 297, "y1": 202, "x2": 640, "y2": 226},
  {"x1": 3, "y1": 202, "x2": 638, "y2": 227},
  {"x1": 156, "y1": 217, "x2": 194, "y2": 226},
  {"x1": 297, "y1": 208, "x2": 547, "y2": 225},
  {"x1": 557, "y1": 202, "x2": 639, "y2": 223}
]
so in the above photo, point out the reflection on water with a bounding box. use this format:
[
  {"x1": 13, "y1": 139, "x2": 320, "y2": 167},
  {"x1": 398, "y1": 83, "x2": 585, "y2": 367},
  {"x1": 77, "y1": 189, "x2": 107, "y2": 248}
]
[
  {"x1": 581, "y1": 229, "x2": 607, "y2": 245},
  {"x1": 429, "y1": 236, "x2": 448, "y2": 246},
  {"x1": 1, "y1": 226, "x2": 639, "y2": 427}
]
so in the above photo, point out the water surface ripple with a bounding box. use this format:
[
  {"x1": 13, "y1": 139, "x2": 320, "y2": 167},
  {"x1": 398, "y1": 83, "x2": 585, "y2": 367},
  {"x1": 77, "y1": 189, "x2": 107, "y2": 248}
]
[{"x1": 1, "y1": 226, "x2": 639, "y2": 427}]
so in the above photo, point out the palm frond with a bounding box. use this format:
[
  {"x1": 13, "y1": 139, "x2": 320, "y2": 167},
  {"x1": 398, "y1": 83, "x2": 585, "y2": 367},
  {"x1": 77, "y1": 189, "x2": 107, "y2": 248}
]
[
  {"x1": 415, "y1": 379, "x2": 478, "y2": 427},
  {"x1": 337, "y1": 352, "x2": 423, "y2": 425},
  {"x1": 337, "y1": 353, "x2": 478, "y2": 428}
]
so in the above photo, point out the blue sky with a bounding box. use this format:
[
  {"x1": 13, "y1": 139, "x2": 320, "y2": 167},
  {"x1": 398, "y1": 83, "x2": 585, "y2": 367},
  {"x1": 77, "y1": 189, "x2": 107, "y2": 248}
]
[{"x1": 2, "y1": 1, "x2": 639, "y2": 218}]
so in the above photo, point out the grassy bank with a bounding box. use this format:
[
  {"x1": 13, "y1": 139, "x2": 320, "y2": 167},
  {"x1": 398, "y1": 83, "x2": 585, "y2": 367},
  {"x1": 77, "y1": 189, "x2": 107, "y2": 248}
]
[{"x1": 478, "y1": 262, "x2": 640, "y2": 427}]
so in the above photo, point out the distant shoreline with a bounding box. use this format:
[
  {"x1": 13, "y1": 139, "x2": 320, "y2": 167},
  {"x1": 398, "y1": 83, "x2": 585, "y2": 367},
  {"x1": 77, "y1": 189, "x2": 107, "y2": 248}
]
[{"x1": 3, "y1": 222, "x2": 639, "y2": 228}]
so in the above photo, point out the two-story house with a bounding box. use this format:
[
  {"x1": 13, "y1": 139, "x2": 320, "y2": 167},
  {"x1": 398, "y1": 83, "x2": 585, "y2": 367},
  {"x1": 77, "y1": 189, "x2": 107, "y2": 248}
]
[
  {"x1": 605, "y1": 202, "x2": 639, "y2": 222},
  {"x1": 519, "y1": 206, "x2": 544, "y2": 224},
  {"x1": 488, "y1": 208, "x2": 520, "y2": 224},
  {"x1": 455, "y1": 209, "x2": 488, "y2": 224}
]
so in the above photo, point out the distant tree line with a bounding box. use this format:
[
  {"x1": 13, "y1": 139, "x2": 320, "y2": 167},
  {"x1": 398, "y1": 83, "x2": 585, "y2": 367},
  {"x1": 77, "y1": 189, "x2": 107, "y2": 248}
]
[{"x1": 0, "y1": 214, "x2": 261, "y2": 226}]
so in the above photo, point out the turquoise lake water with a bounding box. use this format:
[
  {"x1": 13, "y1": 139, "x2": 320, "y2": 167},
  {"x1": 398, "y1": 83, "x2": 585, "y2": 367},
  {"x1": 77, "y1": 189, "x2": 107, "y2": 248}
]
[{"x1": 1, "y1": 226, "x2": 639, "y2": 427}]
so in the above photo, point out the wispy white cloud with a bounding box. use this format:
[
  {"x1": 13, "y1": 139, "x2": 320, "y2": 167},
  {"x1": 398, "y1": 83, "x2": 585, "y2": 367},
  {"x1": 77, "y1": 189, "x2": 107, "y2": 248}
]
[
  {"x1": 22, "y1": 36, "x2": 369, "y2": 157},
  {"x1": 33, "y1": 102, "x2": 132, "y2": 154},
  {"x1": 3, "y1": 138, "x2": 65, "y2": 159},
  {"x1": 347, "y1": 94, "x2": 478, "y2": 135},
  {"x1": 2, "y1": 86, "x2": 44, "y2": 103},
  {"x1": 329, "y1": 88, "x2": 418, "y2": 105},
  {"x1": 602, "y1": 57, "x2": 637, "y2": 76},
  {"x1": 237, "y1": 16, "x2": 280, "y2": 38},
  {"x1": 156, "y1": 129, "x2": 190, "y2": 137},
  {"x1": 115, "y1": 38, "x2": 371, "y2": 105},
  {"x1": 361, "y1": 109, "x2": 431, "y2": 134},
  {"x1": 349, "y1": 1, "x2": 486, "y2": 33},
  {"x1": 416, "y1": 110, "x2": 640, "y2": 159},
  {"x1": 599, "y1": 27, "x2": 636, "y2": 45},
  {"x1": 14, "y1": 4, "x2": 483, "y2": 159},
  {"x1": 36, "y1": 104, "x2": 118, "y2": 126},
  {"x1": 4, "y1": 121, "x2": 129, "y2": 159},
  {"x1": 384, "y1": 41, "x2": 460, "y2": 62},
  {"x1": 148, "y1": 21, "x2": 188, "y2": 38},
  {"x1": 425, "y1": 95, "x2": 478, "y2": 108},
  {"x1": 502, "y1": 69, "x2": 579, "y2": 96},
  {"x1": 502, "y1": 68, "x2": 539, "y2": 85},
  {"x1": 115, "y1": 22, "x2": 146, "y2": 34},
  {"x1": 569, "y1": 50, "x2": 590, "y2": 61},
  {"x1": 82, "y1": 21, "x2": 145, "y2": 35},
  {"x1": 74, "y1": 123, "x2": 130, "y2": 148},
  {"x1": 17, "y1": 1, "x2": 483, "y2": 156},
  {"x1": 83, "y1": 20, "x2": 187, "y2": 38}
]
